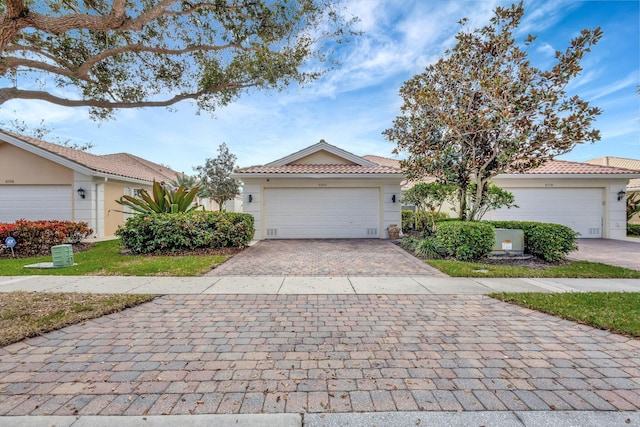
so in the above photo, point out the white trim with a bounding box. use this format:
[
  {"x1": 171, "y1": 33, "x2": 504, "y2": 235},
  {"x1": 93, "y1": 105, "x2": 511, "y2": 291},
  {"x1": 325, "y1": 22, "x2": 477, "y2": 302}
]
[
  {"x1": 265, "y1": 141, "x2": 379, "y2": 167},
  {"x1": 496, "y1": 173, "x2": 640, "y2": 179}
]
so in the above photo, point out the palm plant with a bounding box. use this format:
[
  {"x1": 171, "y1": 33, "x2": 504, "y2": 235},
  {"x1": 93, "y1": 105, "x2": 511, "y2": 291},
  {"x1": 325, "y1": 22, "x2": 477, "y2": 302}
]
[{"x1": 116, "y1": 181, "x2": 201, "y2": 214}]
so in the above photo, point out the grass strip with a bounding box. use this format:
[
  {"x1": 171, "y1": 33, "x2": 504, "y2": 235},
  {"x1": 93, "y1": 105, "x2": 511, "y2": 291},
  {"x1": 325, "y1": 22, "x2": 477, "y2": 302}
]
[
  {"x1": 490, "y1": 292, "x2": 640, "y2": 338},
  {"x1": 0, "y1": 292, "x2": 156, "y2": 346},
  {"x1": 428, "y1": 259, "x2": 640, "y2": 278},
  {"x1": 0, "y1": 239, "x2": 229, "y2": 276}
]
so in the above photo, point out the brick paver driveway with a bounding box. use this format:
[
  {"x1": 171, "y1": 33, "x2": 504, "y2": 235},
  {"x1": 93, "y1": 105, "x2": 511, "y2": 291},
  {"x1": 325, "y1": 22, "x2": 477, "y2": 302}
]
[
  {"x1": 210, "y1": 239, "x2": 445, "y2": 276},
  {"x1": 570, "y1": 239, "x2": 640, "y2": 271},
  {"x1": 1, "y1": 294, "x2": 638, "y2": 415}
]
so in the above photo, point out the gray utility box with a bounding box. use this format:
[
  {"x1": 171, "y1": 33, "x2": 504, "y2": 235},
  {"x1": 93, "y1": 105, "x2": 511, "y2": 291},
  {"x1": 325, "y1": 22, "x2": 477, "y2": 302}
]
[{"x1": 491, "y1": 229, "x2": 524, "y2": 255}]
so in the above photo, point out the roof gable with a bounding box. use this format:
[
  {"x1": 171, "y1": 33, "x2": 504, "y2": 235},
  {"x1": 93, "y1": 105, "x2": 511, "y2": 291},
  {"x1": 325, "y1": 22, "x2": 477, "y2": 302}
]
[
  {"x1": 266, "y1": 140, "x2": 378, "y2": 167},
  {"x1": 0, "y1": 130, "x2": 179, "y2": 184}
]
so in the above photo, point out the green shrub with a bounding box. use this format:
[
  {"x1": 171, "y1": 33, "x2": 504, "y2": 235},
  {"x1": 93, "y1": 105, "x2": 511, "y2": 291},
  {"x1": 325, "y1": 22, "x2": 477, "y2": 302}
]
[
  {"x1": 402, "y1": 210, "x2": 448, "y2": 232},
  {"x1": 435, "y1": 221, "x2": 494, "y2": 261},
  {"x1": 0, "y1": 220, "x2": 92, "y2": 257},
  {"x1": 414, "y1": 237, "x2": 447, "y2": 259},
  {"x1": 116, "y1": 211, "x2": 254, "y2": 254},
  {"x1": 400, "y1": 235, "x2": 419, "y2": 251},
  {"x1": 486, "y1": 220, "x2": 578, "y2": 262},
  {"x1": 627, "y1": 224, "x2": 640, "y2": 237}
]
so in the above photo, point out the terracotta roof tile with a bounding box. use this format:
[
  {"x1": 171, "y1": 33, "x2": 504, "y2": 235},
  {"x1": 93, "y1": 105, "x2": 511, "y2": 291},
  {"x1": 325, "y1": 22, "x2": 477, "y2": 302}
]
[
  {"x1": 364, "y1": 155, "x2": 639, "y2": 176},
  {"x1": 585, "y1": 156, "x2": 640, "y2": 171},
  {"x1": 3, "y1": 131, "x2": 179, "y2": 183},
  {"x1": 525, "y1": 160, "x2": 639, "y2": 175},
  {"x1": 235, "y1": 164, "x2": 401, "y2": 174}
]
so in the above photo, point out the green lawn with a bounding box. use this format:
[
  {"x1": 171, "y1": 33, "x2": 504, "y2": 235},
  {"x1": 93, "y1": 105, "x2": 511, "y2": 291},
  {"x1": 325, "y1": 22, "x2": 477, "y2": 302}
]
[
  {"x1": 428, "y1": 259, "x2": 640, "y2": 278},
  {"x1": 490, "y1": 292, "x2": 640, "y2": 337},
  {"x1": 0, "y1": 240, "x2": 229, "y2": 276}
]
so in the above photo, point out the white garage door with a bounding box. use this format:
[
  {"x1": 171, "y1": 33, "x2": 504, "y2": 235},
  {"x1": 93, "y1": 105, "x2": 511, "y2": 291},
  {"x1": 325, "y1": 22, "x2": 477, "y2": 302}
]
[
  {"x1": 489, "y1": 188, "x2": 602, "y2": 238},
  {"x1": 0, "y1": 185, "x2": 72, "y2": 223},
  {"x1": 264, "y1": 188, "x2": 380, "y2": 238}
]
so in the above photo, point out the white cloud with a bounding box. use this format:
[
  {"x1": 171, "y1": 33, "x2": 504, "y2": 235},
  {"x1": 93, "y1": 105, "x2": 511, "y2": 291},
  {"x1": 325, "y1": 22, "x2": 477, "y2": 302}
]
[{"x1": 585, "y1": 72, "x2": 638, "y2": 102}]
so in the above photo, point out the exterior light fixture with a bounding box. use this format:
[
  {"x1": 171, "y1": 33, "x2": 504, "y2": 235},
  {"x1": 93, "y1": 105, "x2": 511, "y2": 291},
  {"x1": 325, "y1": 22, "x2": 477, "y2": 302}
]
[
  {"x1": 392, "y1": 195, "x2": 396, "y2": 203},
  {"x1": 248, "y1": 194, "x2": 253, "y2": 203},
  {"x1": 617, "y1": 190, "x2": 626, "y2": 201},
  {"x1": 77, "y1": 188, "x2": 86, "y2": 199}
]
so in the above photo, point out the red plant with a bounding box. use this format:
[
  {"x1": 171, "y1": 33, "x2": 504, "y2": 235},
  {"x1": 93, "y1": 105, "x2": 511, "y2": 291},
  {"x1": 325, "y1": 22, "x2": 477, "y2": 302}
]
[{"x1": 0, "y1": 219, "x2": 93, "y2": 257}]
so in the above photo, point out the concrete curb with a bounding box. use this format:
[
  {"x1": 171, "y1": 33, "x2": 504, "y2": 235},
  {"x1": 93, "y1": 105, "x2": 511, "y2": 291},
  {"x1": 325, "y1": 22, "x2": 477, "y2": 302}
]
[{"x1": 2, "y1": 411, "x2": 639, "y2": 427}]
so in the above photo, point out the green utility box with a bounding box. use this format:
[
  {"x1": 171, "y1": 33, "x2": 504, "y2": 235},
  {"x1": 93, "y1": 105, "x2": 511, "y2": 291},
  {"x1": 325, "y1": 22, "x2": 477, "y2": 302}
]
[
  {"x1": 491, "y1": 229, "x2": 524, "y2": 255},
  {"x1": 51, "y1": 244, "x2": 74, "y2": 268}
]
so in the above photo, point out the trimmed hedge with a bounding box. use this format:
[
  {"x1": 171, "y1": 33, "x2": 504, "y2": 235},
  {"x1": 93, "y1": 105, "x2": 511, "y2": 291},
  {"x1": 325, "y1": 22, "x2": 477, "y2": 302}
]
[
  {"x1": 0, "y1": 220, "x2": 92, "y2": 257},
  {"x1": 628, "y1": 224, "x2": 640, "y2": 237},
  {"x1": 485, "y1": 220, "x2": 578, "y2": 262},
  {"x1": 435, "y1": 221, "x2": 494, "y2": 261},
  {"x1": 401, "y1": 210, "x2": 448, "y2": 232},
  {"x1": 116, "y1": 211, "x2": 254, "y2": 254}
]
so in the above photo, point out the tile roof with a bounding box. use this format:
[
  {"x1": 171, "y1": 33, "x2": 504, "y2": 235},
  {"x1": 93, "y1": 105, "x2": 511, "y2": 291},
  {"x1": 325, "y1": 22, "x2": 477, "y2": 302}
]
[
  {"x1": 585, "y1": 156, "x2": 640, "y2": 171},
  {"x1": 3, "y1": 131, "x2": 179, "y2": 183},
  {"x1": 235, "y1": 164, "x2": 401, "y2": 174},
  {"x1": 364, "y1": 155, "x2": 639, "y2": 176}
]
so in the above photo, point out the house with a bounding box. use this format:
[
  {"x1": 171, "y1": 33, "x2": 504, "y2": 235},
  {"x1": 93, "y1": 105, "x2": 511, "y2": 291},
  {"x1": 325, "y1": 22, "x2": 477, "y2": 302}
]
[
  {"x1": 232, "y1": 140, "x2": 404, "y2": 239},
  {"x1": 0, "y1": 130, "x2": 180, "y2": 237},
  {"x1": 585, "y1": 157, "x2": 640, "y2": 224},
  {"x1": 364, "y1": 156, "x2": 640, "y2": 240}
]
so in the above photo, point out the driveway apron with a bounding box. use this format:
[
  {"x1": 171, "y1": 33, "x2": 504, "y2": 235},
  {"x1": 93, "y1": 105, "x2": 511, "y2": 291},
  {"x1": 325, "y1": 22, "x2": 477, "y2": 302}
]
[
  {"x1": 1, "y1": 294, "x2": 638, "y2": 416},
  {"x1": 570, "y1": 239, "x2": 640, "y2": 271},
  {"x1": 209, "y1": 239, "x2": 445, "y2": 276}
]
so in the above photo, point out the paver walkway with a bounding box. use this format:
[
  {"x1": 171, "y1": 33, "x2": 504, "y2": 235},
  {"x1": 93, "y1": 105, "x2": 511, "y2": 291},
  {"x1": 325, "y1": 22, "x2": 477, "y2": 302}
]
[
  {"x1": 1, "y1": 294, "x2": 638, "y2": 416},
  {"x1": 571, "y1": 238, "x2": 640, "y2": 271},
  {"x1": 209, "y1": 240, "x2": 445, "y2": 276}
]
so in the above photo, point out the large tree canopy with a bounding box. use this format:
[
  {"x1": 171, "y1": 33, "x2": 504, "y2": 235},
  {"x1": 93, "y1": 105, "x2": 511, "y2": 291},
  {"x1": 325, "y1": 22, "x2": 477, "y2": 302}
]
[
  {"x1": 0, "y1": 0, "x2": 354, "y2": 119},
  {"x1": 383, "y1": 2, "x2": 602, "y2": 220}
]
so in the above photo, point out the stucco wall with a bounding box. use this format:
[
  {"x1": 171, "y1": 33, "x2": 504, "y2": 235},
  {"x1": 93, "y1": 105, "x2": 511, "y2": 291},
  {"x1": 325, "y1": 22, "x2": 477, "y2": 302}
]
[
  {"x1": 0, "y1": 142, "x2": 72, "y2": 185},
  {"x1": 104, "y1": 183, "x2": 126, "y2": 236}
]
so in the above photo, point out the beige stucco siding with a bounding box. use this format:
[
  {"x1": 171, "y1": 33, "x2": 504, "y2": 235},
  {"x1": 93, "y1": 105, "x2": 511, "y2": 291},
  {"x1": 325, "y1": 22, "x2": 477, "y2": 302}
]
[
  {"x1": 0, "y1": 142, "x2": 72, "y2": 185},
  {"x1": 290, "y1": 151, "x2": 356, "y2": 165},
  {"x1": 104, "y1": 183, "x2": 126, "y2": 236}
]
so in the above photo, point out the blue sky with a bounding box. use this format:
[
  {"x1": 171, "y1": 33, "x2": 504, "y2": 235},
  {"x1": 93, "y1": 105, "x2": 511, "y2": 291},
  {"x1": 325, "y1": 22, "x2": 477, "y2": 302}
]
[{"x1": 1, "y1": 0, "x2": 638, "y2": 175}]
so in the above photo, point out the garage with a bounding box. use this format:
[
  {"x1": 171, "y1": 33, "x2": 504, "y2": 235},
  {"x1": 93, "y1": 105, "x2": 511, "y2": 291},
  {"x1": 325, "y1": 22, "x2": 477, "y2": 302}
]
[
  {"x1": 0, "y1": 185, "x2": 72, "y2": 223},
  {"x1": 488, "y1": 188, "x2": 603, "y2": 238},
  {"x1": 264, "y1": 187, "x2": 380, "y2": 239}
]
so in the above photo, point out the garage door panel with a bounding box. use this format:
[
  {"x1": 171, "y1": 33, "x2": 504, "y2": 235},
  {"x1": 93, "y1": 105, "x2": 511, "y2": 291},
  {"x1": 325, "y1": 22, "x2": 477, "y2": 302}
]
[
  {"x1": 0, "y1": 185, "x2": 72, "y2": 222},
  {"x1": 264, "y1": 188, "x2": 379, "y2": 239},
  {"x1": 490, "y1": 188, "x2": 602, "y2": 238}
]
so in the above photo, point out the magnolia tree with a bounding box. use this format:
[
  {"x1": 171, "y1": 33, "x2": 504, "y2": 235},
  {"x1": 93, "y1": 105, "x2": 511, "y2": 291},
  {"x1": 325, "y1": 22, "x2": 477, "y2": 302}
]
[
  {"x1": 384, "y1": 2, "x2": 602, "y2": 221},
  {"x1": 194, "y1": 143, "x2": 239, "y2": 211},
  {"x1": 0, "y1": 0, "x2": 355, "y2": 119}
]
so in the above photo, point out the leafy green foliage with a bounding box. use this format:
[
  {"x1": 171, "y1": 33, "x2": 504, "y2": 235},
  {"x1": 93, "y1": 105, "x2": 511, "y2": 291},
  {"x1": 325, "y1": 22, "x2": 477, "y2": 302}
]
[
  {"x1": 116, "y1": 181, "x2": 200, "y2": 214},
  {"x1": 400, "y1": 235, "x2": 419, "y2": 252},
  {"x1": 401, "y1": 210, "x2": 449, "y2": 233},
  {"x1": 401, "y1": 182, "x2": 456, "y2": 231},
  {"x1": 385, "y1": 2, "x2": 602, "y2": 220},
  {"x1": 464, "y1": 183, "x2": 518, "y2": 221},
  {"x1": 414, "y1": 237, "x2": 447, "y2": 259},
  {"x1": 194, "y1": 143, "x2": 240, "y2": 211},
  {"x1": 435, "y1": 221, "x2": 494, "y2": 261},
  {"x1": 115, "y1": 211, "x2": 254, "y2": 254},
  {"x1": 486, "y1": 220, "x2": 577, "y2": 262},
  {"x1": 628, "y1": 224, "x2": 640, "y2": 237},
  {"x1": 490, "y1": 292, "x2": 640, "y2": 337},
  {"x1": 0, "y1": 0, "x2": 356, "y2": 117}
]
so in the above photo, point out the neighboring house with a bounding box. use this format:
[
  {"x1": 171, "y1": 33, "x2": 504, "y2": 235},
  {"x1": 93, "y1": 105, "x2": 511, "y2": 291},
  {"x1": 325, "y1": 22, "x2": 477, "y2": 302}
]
[
  {"x1": 0, "y1": 130, "x2": 180, "y2": 237},
  {"x1": 232, "y1": 140, "x2": 404, "y2": 240},
  {"x1": 585, "y1": 157, "x2": 640, "y2": 225},
  {"x1": 365, "y1": 156, "x2": 640, "y2": 240}
]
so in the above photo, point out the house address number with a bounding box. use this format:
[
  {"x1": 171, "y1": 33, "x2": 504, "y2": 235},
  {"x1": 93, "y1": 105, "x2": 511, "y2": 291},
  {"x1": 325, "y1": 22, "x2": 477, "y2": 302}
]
[{"x1": 5, "y1": 180, "x2": 15, "y2": 183}]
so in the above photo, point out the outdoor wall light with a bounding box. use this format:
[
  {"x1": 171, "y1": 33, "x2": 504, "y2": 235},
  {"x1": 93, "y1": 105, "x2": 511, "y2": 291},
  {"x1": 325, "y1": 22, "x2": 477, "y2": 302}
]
[
  {"x1": 248, "y1": 194, "x2": 253, "y2": 203},
  {"x1": 392, "y1": 194, "x2": 396, "y2": 203},
  {"x1": 77, "y1": 188, "x2": 86, "y2": 199},
  {"x1": 617, "y1": 190, "x2": 626, "y2": 201}
]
